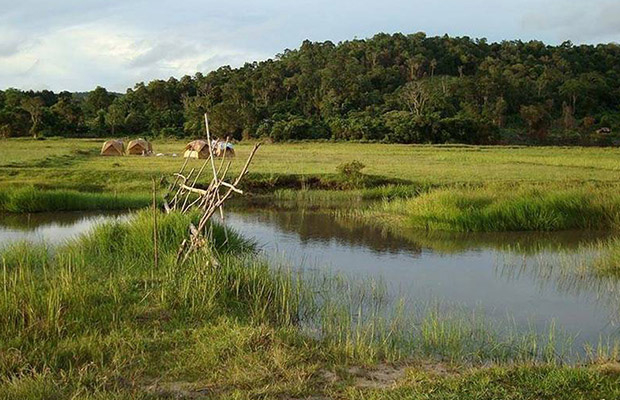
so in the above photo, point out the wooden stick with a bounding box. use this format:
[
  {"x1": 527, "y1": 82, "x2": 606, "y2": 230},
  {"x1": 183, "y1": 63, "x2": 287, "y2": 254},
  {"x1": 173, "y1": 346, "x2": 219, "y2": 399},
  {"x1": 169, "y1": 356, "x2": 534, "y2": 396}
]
[
  {"x1": 204, "y1": 113, "x2": 225, "y2": 219},
  {"x1": 152, "y1": 178, "x2": 159, "y2": 270}
]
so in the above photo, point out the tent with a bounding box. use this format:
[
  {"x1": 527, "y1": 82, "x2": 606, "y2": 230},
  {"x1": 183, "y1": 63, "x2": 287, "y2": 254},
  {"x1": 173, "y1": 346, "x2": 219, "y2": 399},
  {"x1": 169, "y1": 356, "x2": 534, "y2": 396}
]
[
  {"x1": 127, "y1": 138, "x2": 153, "y2": 155},
  {"x1": 101, "y1": 140, "x2": 124, "y2": 156},
  {"x1": 183, "y1": 140, "x2": 210, "y2": 159},
  {"x1": 213, "y1": 140, "x2": 235, "y2": 157}
]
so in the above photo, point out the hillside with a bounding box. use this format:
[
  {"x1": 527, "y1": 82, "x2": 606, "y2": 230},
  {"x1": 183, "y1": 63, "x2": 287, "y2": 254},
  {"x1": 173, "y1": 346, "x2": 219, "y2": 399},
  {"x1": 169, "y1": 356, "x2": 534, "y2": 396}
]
[{"x1": 1, "y1": 32, "x2": 620, "y2": 145}]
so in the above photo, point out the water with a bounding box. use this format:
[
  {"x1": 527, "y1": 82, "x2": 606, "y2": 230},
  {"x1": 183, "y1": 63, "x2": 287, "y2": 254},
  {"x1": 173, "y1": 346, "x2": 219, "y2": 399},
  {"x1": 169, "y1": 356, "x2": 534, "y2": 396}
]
[
  {"x1": 0, "y1": 211, "x2": 126, "y2": 247},
  {"x1": 221, "y1": 209, "x2": 620, "y2": 348},
  {"x1": 1, "y1": 209, "x2": 618, "y2": 350}
]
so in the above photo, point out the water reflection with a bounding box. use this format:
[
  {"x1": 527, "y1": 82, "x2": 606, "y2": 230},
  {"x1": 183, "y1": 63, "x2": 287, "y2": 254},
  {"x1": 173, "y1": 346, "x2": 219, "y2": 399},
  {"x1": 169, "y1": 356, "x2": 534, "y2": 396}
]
[
  {"x1": 0, "y1": 211, "x2": 126, "y2": 246},
  {"x1": 230, "y1": 208, "x2": 612, "y2": 255},
  {"x1": 223, "y1": 208, "x2": 620, "y2": 346},
  {"x1": 1, "y1": 209, "x2": 618, "y2": 349},
  {"x1": 498, "y1": 252, "x2": 620, "y2": 328}
]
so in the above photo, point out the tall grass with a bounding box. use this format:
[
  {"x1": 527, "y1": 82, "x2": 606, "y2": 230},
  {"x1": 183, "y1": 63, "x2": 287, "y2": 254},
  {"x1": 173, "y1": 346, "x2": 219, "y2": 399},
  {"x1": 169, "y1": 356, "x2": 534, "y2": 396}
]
[
  {"x1": 300, "y1": 273, "x2": 611, "y2": 365},
  {"x1": 1, "y1": 211, "x2": 618, "y2": 397},
  {"x1": 369, "y1": 185, "x2": 620, "y2": 232},
  {"x1": 593, "y1": 237, "x2": 620, "y2": 277},
  {"x1": 0, "y1": 211, "x2": 300, "y2": 395},
  {"x1": 0, "y1": 187, "x2": 151, "y2": 213}
]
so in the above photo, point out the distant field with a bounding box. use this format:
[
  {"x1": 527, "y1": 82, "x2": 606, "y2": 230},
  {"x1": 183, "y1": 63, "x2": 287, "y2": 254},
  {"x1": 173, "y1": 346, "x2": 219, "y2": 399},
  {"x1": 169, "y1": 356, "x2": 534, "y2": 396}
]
[{"x1": 0, "y1": 138, "x2": 619, "y2": 192}]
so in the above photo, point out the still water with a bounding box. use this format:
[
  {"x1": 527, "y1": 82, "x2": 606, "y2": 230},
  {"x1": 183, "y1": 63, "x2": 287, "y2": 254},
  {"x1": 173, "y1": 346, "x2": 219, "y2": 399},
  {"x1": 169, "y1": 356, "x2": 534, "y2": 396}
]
[
  {"x1": 221, "y1": 209, "x2": 619, "y2": 348},
  {"x1": 0, "y1": 211, "x2": 126, "y2": 246},
  {"x1": 1, "y1": 209, "x2": 618, "y2": 348}
]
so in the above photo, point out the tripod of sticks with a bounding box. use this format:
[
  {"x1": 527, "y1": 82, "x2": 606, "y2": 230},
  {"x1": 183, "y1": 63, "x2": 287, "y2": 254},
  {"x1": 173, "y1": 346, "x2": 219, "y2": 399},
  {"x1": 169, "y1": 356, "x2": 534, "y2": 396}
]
[{"x1": 163, "y1": 113, "x2": 260, "y2": 265}]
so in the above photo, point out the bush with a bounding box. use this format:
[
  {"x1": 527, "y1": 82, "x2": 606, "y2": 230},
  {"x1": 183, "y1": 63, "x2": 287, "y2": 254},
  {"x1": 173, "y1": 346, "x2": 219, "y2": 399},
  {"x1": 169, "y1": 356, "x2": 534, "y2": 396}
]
[{"x1": 337, "y1": 160, "x2": 366, "y2": 177}]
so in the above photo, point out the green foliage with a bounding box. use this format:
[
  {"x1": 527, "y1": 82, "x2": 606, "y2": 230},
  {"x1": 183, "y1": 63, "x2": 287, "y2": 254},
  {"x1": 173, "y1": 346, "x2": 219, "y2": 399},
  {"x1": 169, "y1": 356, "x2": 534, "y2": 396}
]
[
  {"x1": 2, "y1": 34, "x2": 620, "y2": 144},
  {"x1": 0, "y1": 187, "x2": 151, "y2": 213},
  {"x1": 337, "y1": 160, "x2": 366, "y2": 177},
  {"x1": 370, "y1": 185, "x2": 620, "y2": 232}
]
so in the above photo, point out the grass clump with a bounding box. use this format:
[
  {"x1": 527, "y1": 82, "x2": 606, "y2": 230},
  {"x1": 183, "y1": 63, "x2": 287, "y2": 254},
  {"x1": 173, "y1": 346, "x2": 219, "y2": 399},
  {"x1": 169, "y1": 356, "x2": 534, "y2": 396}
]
[
  {"x1": 0, "y1": 211, "x2": 305, "y2": 397},
  {"x1": 370, "y1": 185, "x2": 620, "y2": 232},
  {"x1": 0, "y1": 187, "x2": 151, "y2": 213},
  {"x1": 592, "y1": 237, "x2": 620, "y2": 277}
]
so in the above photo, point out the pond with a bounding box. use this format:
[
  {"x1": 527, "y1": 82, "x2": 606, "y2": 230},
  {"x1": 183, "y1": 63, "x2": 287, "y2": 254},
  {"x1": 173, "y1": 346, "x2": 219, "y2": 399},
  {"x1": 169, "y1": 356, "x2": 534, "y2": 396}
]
[
  {"x1": 221, "y1": 209, "x2": 619, "y2": 350},
  {"x1": 1, "y1": 208, "x2": 618, "y2": 352}
]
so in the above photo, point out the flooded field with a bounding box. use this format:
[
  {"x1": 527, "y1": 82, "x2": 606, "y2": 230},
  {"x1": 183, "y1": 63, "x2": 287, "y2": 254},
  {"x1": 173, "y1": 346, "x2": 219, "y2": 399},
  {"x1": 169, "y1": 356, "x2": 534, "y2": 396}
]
[
  {"x1": 2, "y1": 209, "x2": 618, "y2": 352},
  {"x1": 222, "y1": 209, "x2": 619, "y2": 349}
]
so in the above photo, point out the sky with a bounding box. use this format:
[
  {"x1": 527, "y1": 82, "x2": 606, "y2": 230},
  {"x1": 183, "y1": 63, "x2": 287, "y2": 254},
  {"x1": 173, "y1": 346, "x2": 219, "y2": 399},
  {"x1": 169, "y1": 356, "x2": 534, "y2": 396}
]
[{"x1": 1, "y1": 0, "x2": 619, "y2": 92}]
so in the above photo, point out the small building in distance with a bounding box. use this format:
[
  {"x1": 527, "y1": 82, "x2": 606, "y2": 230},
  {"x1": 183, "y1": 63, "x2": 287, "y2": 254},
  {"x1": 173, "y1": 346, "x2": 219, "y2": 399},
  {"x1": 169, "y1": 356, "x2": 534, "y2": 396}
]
[
  {"x1": 213, "y1": 140, "x2": 235, "y2": 157},
  {"x1": 127, "y1": 138, "x2": 153, "y2": 155},
  {"x1": 101, "y1": 139, "x2": 124, "y2": 156},
  {"x1": 183, "y1": 140, "x2": 210, "y2": 159}
]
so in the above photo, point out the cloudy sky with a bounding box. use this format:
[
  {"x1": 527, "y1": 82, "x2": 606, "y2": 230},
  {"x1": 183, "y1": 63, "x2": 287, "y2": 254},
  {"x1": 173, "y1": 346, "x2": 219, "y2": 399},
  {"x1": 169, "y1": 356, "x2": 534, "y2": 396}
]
[{"x1": 1, "y1": 0, "x2": 619, "y2": 92}]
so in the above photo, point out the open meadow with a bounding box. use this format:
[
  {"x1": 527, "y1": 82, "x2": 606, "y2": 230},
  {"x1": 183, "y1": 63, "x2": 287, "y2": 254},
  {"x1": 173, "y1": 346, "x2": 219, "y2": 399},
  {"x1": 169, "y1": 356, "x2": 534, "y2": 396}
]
[
  {"x1": 1, "y1": 138, "x2": 619, "y2": 192},
  {"x1": 1, "y1": 138, "x2": 620, "y2": 399}
]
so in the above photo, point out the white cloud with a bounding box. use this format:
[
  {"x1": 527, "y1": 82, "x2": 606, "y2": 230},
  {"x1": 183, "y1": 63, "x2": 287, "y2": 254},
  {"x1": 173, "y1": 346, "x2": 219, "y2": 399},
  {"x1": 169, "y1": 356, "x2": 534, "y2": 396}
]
[
  {"x1": 1, "y1": 0, "x2": 619, "y2": 92},
  {"x1": 521, "y1": 0, "x2": 620, "y2": 43}
]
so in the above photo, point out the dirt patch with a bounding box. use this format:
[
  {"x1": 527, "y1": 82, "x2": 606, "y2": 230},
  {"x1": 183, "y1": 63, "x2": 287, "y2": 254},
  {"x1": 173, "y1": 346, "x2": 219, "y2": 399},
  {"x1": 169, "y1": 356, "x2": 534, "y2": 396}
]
[
  {"x1": 597, "y1": 362, "x2": 620, "y2": 376},
  {"x1": 145, "y1": 381, "x2": 216, "y2": 399},
  {"x1": 348, "y1": 364, "x2": 407, "y2": 389},
  {"x1": 320, "y1": 360, "x2": 458, "y2": 390}
]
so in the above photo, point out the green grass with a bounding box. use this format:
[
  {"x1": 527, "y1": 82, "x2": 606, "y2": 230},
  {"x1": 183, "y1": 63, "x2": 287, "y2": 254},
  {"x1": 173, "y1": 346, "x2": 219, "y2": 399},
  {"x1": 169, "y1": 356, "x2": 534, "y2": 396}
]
[
  {"x1": 1, "y1": 139, "x2": 619, "y2": 234},
  {"x1": 1, "y1": 139, "x2": 619, "y2": 397},
  {"x1": 0, "y1": 187, "x2": 151, "y2": 213},
  {"x1": 1, "y1": 138, "x2": 619, "y2": 194},
  {"x1": 1, "y1": 211, "x2": 619, "y2": 398},
  {"x1": 592, "y1": 237, "x2": 620, "y2": 277},
  {"x1": 366, "y1": 184, "x2": 620, "y2": 232},
  {"x1": 341, "y1": 365, "x2": 620, "y2": 400}
]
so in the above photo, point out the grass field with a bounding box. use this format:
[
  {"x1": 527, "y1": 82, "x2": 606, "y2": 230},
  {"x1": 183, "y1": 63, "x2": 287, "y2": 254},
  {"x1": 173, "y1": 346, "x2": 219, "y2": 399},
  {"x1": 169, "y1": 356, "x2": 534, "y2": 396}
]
[
  {"x1": 1, "y1": 138, "x2": 619, "y2": 193},
  {"x1": 1, "y1": 139, "x2": 619, "y2": 398},
  {"x1": 2, "y1": 137, "x2": 619, "y2": 233}
]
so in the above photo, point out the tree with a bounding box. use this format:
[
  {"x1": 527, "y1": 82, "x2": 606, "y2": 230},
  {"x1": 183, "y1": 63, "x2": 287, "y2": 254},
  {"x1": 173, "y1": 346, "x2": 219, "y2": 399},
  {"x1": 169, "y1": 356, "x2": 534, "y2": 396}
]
[
  {"x1": 520, "y1": 103, "x2": 551, "y2": 141},
  {"x1": 86, "y1": 86, "x2": 114, "y2": 116},
  {"x1": 559, "y1": 73, "x2": 606, "y2": 117},
  {"x1": 106, "y1": 101, "x2": 127, "y2": 135},
  {"x1": 400, "y1": 80, "x2": 430, "y2": 116},
  {"x1": 50, "y1": 97, "x2": 83, "y2": 134},
  {"x1": 21, "y1": 97, "x2": 45, "y2": 138}
]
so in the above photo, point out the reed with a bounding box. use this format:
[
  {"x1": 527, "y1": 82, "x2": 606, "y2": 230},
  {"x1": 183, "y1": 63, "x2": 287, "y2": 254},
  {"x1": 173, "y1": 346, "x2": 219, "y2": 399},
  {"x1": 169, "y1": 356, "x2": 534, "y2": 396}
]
[
  {"x1": 593, "y1": 237, "x2": 620, "y2": 277},
  {"x1": 368, "y1": 185, "x2": 620, "y2": 232},
  {"x1": 0, "y1": 187, "x2": 151, "y2": 213}
]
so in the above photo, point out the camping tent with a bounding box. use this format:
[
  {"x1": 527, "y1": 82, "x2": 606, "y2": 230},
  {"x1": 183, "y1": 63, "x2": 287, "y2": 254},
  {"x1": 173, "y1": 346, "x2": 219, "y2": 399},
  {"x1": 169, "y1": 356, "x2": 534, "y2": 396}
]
[
  {"x1": 183, "y1": 140, "x2": 210, "y2": 159},
  {"x1": 213, "y1": 140, "x2": 235, "y2": 157},
  {"x1": 127, "y1": 138, "x2": 153, "y2": 155},
  {"x1": 101, "y1": 140, "x2": 124, "y2": 156}
]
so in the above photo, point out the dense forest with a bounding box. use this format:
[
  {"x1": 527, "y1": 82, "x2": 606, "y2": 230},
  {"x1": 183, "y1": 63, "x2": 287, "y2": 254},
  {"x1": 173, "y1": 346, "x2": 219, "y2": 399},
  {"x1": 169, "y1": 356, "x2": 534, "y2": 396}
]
[{"x1": 1, "y1": 33, "x2": 620, "y2": 145}]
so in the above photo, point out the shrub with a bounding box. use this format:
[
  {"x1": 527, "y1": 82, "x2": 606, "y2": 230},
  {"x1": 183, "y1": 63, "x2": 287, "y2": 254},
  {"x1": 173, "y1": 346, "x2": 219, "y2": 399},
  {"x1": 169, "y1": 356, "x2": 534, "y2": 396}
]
[{"x1": 337, "y1": 160, "x2": 366, "y2": 177}]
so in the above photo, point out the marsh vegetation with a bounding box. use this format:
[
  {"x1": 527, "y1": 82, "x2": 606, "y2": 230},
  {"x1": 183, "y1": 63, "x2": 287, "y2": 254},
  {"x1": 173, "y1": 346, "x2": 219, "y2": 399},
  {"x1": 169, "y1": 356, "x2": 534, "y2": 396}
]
[{"x1": 0, "y1": 139, "x2": 618, "y2": 398}]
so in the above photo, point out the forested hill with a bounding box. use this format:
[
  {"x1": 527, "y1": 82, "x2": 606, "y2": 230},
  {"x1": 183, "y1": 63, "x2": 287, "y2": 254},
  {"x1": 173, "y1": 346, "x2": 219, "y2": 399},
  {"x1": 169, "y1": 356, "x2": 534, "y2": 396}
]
[{"x1": 2, "y1": 32, "x2": 620, "y2": 145}]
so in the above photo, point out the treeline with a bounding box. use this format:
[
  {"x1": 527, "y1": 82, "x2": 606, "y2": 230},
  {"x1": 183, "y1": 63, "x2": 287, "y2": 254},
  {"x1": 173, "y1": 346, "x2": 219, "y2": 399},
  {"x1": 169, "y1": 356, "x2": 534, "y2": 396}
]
[{"x1": 1, "y1": 32, "x2": 620, "y2": 145}]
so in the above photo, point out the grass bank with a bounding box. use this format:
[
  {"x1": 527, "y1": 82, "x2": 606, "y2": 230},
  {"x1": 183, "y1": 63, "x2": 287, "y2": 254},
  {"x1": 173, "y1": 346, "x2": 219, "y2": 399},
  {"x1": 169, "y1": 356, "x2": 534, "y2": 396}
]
[
  {"x1": 364, "y1": 184, "x2": 620, "y2": 232},
  {"x1": 0, "y1": 187, "x2": 151, "y2": 213},
  {"x1": 1, "y1": 211, "x2": 619, "y2": 398}
]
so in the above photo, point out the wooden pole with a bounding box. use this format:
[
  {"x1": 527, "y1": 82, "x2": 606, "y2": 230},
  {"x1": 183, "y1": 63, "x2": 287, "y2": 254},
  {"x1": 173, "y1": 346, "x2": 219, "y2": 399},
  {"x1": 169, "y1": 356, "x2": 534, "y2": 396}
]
[
  {"x1": 204, "y1": 113, "x2": 225, "y2": 219},
  {"x1": 152, "y1": 178, "x2": 159, "y2": 269}
]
